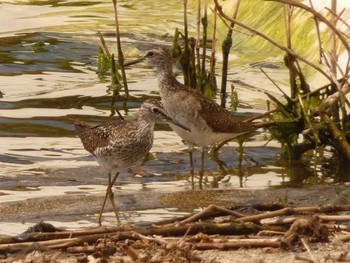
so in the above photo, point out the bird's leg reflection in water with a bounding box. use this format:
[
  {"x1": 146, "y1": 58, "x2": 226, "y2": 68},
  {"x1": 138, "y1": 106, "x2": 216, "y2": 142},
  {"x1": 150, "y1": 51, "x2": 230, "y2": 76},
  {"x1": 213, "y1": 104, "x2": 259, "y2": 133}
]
[{"x1": 204, "y1": 138, "x2": 257, "y2": 188}]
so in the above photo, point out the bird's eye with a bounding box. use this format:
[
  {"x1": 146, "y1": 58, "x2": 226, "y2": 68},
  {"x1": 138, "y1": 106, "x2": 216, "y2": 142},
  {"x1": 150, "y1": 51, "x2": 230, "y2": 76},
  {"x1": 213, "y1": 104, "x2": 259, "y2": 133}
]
[
  {"x1": 147, "y1": 51, "x2": 155, "y2": 57},
  {"x1": 152, "y1": 107, "x2": 160, "y2": 113}
]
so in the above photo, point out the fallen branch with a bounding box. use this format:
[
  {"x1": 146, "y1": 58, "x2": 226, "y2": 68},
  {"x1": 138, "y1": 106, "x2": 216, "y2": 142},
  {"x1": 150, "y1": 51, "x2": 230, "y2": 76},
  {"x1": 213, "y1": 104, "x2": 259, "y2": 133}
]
[
  {"x1": 0, "y1": 222, "x2": 265, "y2": 253},
  {"x1": 0, "y1": 233, "x2": 110, "y2": 253},
  {"x1": 234, "y1": 205, "x2": 350, "y2": 223},
  {"x1": 263, "y1": 214, "x2": 350, "y2": 225},
  {"x1": 338, "y1": 234, "x2": 350, "y2": 243},
  {"x1": 1, "y1": 226, "x2": 128, "y2": 244},
  {"x1": 178, "y1": 204, "x2": 244, "y2": 225},
  {"x1": 2, "y1": 203, "x2": 349, "y2": 259},
  {"x1": 192, "y1": 238, "x2": 280, "y2": 250},
  {"x1": 301, "y1": 237, "x2": 320, "y2": 263}
]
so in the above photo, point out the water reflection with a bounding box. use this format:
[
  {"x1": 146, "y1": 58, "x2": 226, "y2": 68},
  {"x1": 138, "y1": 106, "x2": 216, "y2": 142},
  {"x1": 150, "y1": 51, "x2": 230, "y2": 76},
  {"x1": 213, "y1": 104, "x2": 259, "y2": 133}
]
[{"x1": 0, "y1": 32, "x2": 97, "y2": 75}]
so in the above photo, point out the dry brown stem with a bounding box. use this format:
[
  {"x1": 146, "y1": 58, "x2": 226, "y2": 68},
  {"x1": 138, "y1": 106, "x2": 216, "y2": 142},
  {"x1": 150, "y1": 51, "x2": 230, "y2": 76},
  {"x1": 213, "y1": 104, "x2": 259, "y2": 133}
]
[
  {"x1": 295, "y1": 254, "x2": 315, "y2": 263},
  {"x1": 325, "y1": 6, "x2": 350, "y2": 31},
  {"x1": 338, "y1": 234, "x2": 350, "y2": 242},
  {"x1": 318, "y1": 111, "x2": 350, "y2": 161},
  {"x1": 235, "y1": 205, "x2": 350, "y2": 223},
  {"x1": 213, "y1": 0, "x2": 332, "y2": 81},
  {"x1": 0, "y1": 233, "x2": 110, "y2": 253},
  {"x1": 317, "y1": 83, "x2": 350, "y2": 112},
  {"x1": 192, "y1": 238, "x2": 280, "y2": 250},
  {"x1": 66, "y1": 245, "x2": 95, "y2": 254},
  {"x1": 259, "y1": 67, "x2": 288, "y2": 99},
  {"x1": 112, "y1": 0, "x2": 129, "y2": 97},
  {"x1": 264, "y1": 214, "x2": 350, "y2": 227},
  {"x1": 301, "y1": 237, "x2": 320, "y2": 263},
  {"x1": 123, "y1": 244, "x2": 140, "y2": 261},
  {"x1": 319, "y1": 214, "x2": 350, "y2": 222},
  {"x1": 267, "y1": 0, "x2": 350, "y2": 53},
  {"x1": 154, "y1": 204, "x2": 245, "y2": 226},
  {"x1": 178, "y1": 204, "x2": 244, "y2": 225}
]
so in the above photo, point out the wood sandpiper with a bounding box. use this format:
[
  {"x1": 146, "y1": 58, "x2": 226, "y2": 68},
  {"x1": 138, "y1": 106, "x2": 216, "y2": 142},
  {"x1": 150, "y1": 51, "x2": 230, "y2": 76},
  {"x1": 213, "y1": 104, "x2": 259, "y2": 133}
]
[{"x1": 75, "y1": 99, "x2": 190, "y2": 225}]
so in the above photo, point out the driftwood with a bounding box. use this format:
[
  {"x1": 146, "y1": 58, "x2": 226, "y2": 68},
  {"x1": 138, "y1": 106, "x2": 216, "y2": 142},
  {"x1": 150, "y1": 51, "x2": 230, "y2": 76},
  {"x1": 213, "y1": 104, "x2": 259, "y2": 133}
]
[
  {"x1": 0, "y1": 222, "x2": 265, "y2": 253},
  {"x1": 193, "y1": 238, "x2": 280, "y2": 250},
  {"x1": 1, "y1": 204, "x2": 349, "y2": 262}
]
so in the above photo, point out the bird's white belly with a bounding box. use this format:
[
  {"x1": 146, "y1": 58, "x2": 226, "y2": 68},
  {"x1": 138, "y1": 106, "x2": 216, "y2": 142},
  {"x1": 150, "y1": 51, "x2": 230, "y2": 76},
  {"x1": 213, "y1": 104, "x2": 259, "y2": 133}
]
[
  {"x1": 162, "y1": 94, "x2": 242, "y2": 147},
  {"x1": 169, "y1": 123, "x2": 236, "y2": 147}
]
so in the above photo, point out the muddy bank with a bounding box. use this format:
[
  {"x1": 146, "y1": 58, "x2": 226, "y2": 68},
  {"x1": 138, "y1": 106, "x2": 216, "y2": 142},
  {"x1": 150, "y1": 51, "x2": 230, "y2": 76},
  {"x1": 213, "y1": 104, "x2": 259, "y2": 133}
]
[
  {"x1": 1, "y1": 180, "x2": 348, "y2": 234},
  {"x1": 1, "y1": 184, "x2": 349, "y2": 263}
]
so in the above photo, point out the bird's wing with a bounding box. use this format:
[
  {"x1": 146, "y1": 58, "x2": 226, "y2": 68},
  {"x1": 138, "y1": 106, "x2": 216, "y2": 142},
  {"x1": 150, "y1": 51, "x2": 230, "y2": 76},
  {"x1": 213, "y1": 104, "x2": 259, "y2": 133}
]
[
  {"x1": 193, "y1": 91, "x2": 255, "y2": 134},
  {"x1": 75, "y1": 120, "x2": 128, "y2": 154}
]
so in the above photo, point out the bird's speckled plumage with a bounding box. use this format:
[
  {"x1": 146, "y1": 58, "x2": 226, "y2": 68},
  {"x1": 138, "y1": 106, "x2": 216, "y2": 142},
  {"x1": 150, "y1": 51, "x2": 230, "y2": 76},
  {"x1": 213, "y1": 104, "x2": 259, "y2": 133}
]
[
  {"x1": 75, "y1": 115, "x2": 153, "y2": 175},
  {"x1": 75, "y1": 99, "x2": 189, "y2": 224}
]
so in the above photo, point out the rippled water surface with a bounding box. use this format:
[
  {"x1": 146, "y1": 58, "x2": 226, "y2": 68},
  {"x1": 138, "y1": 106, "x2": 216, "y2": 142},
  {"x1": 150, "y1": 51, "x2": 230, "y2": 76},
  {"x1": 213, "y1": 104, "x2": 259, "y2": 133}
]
[{"x1": 0, "y1": 0, "x2": 347, "y2": 235}]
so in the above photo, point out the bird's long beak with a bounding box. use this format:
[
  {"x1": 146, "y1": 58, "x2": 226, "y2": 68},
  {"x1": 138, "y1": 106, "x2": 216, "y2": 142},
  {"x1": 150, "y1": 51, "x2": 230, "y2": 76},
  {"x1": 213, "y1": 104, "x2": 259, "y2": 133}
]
[
  {"x1": 159, "y1": 110, "x2": 191, "y2": 132},
  {"x1": 124, "y1": 56, "x2": 145, "y2": 67}
]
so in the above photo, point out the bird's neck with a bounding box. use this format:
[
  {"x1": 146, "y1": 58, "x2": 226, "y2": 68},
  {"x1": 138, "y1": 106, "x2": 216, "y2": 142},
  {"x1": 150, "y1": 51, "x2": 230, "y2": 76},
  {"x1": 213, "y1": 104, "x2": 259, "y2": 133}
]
[
  {"x1": 137, "y1": 114, "x2": 155, "y2": 126},
  {"x1": 155, "y1": 65, "x2": 180, "y2": 95}
]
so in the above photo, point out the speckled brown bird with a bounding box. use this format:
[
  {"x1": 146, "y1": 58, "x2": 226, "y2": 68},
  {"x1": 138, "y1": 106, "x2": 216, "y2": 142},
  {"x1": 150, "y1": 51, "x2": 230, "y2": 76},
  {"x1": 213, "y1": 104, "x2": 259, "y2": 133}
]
[
  {"x1": 125, "y1": 45, "x2": 257, "y2": 187},
  {"x1": 75, "y1": 99, "x2": 190, "y2": 225}
]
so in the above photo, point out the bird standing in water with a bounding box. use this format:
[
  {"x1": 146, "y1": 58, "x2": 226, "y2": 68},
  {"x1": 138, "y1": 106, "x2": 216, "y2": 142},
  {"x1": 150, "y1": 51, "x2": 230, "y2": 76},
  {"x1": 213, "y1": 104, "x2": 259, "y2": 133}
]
[
  {"x1": 75, "y1": 99, "x2": 190, "y2": 225},
  {"x1": 125, "y1": 45, "x2": 257, "y2": 187}
]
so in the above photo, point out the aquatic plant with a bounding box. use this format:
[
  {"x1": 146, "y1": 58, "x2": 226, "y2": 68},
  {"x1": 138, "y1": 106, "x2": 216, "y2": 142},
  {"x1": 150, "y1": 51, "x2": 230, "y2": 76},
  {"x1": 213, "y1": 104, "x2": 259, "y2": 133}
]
[
  {"x1": 171, "y1": 0, "x2": 218, "y2": 98},
  {"x1": 214, "y1": 0, "x2": 350, "y2": 173},
  {"x1": 97, "y1": 0, "x2": 129, "y2": 117}
]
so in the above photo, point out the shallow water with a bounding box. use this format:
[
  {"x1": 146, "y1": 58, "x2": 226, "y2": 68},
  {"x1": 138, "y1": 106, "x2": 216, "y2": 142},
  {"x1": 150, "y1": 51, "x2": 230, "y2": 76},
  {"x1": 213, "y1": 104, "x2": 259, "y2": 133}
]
[{"x1": 0, "y1": 0, "x2": 348, "y2": 235}]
